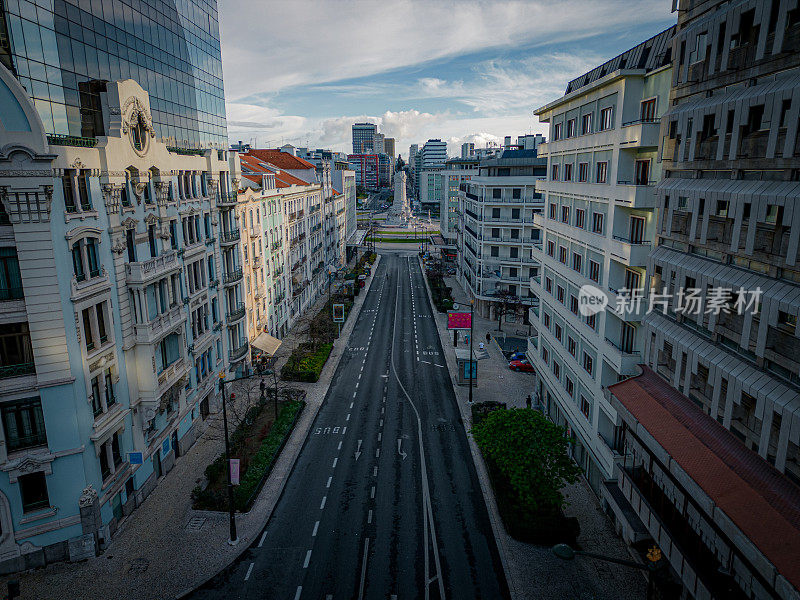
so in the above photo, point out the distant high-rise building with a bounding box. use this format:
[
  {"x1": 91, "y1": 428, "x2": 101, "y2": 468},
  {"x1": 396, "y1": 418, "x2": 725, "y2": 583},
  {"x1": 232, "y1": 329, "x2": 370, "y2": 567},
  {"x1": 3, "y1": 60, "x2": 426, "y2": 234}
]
[
  {"x1": 352, "y1": 122, "x2": 377, "y2": 154},
  {"x1": 1, "y1": 0, "x2": 228, "y2": 148},
  {"x1": 421, "y1": 139, "x2": 448, "y2": 169},
  {"x1": 461, "y1": 142, "x2": 475, "y2": 159},
  {"x1": 373, "y1": 133, "x2": 385, "y2": 154},
  {"x1": 384, "y1": 138, "x2": 396, "y2": 158}
]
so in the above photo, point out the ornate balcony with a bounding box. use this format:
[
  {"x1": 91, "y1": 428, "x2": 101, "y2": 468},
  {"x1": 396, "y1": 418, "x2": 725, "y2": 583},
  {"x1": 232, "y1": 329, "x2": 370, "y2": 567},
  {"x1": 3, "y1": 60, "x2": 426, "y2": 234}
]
[
  {"x1": 223, "y1": 268, "x2": 243, "y2": 286},
  {"x1": 229, "y1": 337, "x2": 248, "y2": 361},
  {"x1": 226, "y1": 302, "x2": 246, "y2": 322},
  {"x1": 220, "y1": 229, "x2": 240, "y2": 245},
  {"x1": 125, "y1": 250, "x2": 179, "y2": 285},
  {"x1": 217, "y1": 191, "x2": 238, "y2": 207}
]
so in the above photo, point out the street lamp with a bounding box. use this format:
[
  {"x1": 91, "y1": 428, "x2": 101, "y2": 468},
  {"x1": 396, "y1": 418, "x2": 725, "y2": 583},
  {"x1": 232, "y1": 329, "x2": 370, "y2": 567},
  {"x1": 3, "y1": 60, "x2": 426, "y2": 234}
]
[
  {"x1": 552, "y1": 544, "x2": 666, "y2": 598},
  {"x1": 217, "y1": 372, "x2": 238, "y2": 545}
]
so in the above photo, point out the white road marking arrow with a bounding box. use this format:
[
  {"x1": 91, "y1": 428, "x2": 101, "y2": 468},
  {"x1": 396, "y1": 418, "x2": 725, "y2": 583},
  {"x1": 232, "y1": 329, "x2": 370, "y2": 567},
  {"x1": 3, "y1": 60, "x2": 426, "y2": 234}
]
[
  {"x1": 397, "y1": 439, "x2": 407, "y2": 460},
  {"x1": 355, "y1": 439, "x2": 363, "y2": 461}
]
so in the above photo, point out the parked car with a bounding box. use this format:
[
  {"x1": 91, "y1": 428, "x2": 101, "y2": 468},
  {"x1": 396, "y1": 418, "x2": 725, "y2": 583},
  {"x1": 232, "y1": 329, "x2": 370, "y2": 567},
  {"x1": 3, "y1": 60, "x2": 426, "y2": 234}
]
[
  {"x1": 508, "y1": 351, "x2": 527, "y2": 361},
  {"x1": 508, "y1": 359, "x2": 534, "y2": 373}
]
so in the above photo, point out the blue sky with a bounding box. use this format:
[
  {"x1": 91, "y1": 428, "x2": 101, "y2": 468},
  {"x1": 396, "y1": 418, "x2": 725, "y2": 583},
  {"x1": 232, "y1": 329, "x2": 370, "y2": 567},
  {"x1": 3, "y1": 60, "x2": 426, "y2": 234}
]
[{"x1": 220, "y1": 0, "x2": 676, "y2": 157}]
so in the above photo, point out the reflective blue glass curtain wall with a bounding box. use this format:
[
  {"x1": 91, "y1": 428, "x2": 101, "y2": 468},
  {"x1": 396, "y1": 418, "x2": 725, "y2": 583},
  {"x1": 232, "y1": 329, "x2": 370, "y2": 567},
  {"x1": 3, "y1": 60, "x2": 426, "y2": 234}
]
[{"x1": 2, "y1": 0, "x2": 227, "y2": 148}]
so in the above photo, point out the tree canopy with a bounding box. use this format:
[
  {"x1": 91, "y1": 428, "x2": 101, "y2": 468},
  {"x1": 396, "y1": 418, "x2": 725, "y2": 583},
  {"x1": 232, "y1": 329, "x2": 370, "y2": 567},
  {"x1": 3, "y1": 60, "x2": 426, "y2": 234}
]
[{"x1": 472, "y1": 408, "x2": 580, "y2": 512}]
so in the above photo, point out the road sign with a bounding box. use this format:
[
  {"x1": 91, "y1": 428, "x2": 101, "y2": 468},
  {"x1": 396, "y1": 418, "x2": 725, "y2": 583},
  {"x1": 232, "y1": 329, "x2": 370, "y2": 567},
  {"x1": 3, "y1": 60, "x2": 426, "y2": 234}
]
[
  {"x1": 230, "y1": 458, "x2": 240, "y2": 485},
  {"x1": 128, "y1": 452, "x2": 143, "y2": 465},
  {"x1": 333, "y1": 304, "x2": 345, "y2": 323},
  {"x1": 447, "y1": 311, "x2": 472, "y2": 330}
]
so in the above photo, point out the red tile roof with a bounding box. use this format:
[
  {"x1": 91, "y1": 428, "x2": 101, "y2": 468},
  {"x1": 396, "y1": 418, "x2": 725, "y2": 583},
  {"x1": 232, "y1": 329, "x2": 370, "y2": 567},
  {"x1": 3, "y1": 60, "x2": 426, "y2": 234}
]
[
  {"x1": 244, "y1": 149, "x2": 316, "y2": 170},
  {"x1": 239, "y1": 153, "x2": 315, "y2": 189},
  {"x1": 608, "y1": 366, "x2": 800, "y2": 591}
]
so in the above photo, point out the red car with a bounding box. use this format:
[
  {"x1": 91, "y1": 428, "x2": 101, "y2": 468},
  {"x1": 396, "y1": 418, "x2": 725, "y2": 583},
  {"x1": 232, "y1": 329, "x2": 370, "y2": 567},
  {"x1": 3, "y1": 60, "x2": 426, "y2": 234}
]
[{"x1": 509, "y1": 359, "x2": 534, "y2": 373}]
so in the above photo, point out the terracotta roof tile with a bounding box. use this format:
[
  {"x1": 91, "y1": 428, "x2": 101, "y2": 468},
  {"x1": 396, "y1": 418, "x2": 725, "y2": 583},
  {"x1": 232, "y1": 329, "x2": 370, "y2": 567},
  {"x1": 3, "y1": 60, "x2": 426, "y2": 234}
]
[
  {"x1": 608, "y1": 366, "x2": 800, "y2": 591},
  {"x1": 244, "y1": 149, "x2": 316, "y2": 170}
]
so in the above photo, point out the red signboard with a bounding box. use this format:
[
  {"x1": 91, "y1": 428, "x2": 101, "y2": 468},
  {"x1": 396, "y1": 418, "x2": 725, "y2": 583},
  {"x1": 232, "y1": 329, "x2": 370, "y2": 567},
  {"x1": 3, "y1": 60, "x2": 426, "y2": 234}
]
[{"x1": 447, "y1": 311, "x2": 472, "y2": 330}]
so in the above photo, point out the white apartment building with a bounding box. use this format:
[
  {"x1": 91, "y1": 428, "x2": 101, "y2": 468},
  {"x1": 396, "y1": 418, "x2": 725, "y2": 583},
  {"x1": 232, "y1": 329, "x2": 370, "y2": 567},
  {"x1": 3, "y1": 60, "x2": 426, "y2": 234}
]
[
  {"x1": 438, "y1": 159, "x2": 479, "y2": 250},
  {"x1": 531, "y1": 27, "x2": 674, "y2": 490},
  {"x1": 456, "y1": 145, "x2": 547, "y2": 320}
]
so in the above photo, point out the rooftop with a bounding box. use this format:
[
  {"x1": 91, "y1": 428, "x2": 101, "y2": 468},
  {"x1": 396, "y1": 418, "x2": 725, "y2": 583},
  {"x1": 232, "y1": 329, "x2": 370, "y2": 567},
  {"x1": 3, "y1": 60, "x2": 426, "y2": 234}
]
[
  {"x1": 608, "y1": 366, "x2": 800, "y2": 593},
  {"x1": 565, "y1": 26, "x2": 675, "y2": 94},
  {"x1": 243, "y1": 149, "x2": 316, "y2": 171}
]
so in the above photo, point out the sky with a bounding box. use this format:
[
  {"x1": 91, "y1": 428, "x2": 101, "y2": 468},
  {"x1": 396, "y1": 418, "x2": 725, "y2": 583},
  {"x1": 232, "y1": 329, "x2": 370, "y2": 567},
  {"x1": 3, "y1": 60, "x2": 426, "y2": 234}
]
[{"x1": 219, "y1": 0, "x2": 676, "y2": 158}]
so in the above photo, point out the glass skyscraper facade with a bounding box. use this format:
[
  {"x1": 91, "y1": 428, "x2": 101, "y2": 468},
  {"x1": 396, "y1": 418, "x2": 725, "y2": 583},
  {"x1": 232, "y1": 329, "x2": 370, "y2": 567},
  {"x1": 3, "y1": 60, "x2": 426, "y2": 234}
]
[{"x1": 0, "y1": 0, "x2": 227, "y2": 148}]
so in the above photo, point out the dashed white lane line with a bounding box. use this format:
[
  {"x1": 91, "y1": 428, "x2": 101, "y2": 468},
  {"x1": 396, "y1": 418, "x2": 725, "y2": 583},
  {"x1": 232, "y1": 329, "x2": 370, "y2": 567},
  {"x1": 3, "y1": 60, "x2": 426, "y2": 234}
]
[
  {"x1": 244, "y1": 562, "x2": 254, "y2": 581},
  {"x1": 375, "y1": 448, "x2": 380, "y2": 458},
  {"x1": 377, "y1": 432, "x2": 382, "y2": 442},
  {"x1": 373, "y1": 466, "x2": 378, "y2": 476},
  {"x1": 326, "y1": 476, "x2": 332, "y2": 488},
  {"x1": 303, "y1": 549, "x2": 312, "y2": 569},
  {"x1": 332, "y1": 457, "x2": 338, "y2": 468},
  {"x1": 380, "y1": 419, "x2": 383, "y2": 427},
  {"x1": 342, "y1": 426, "x2": 347, "y2": 435},
  {"x1": 371, "y1": 485, "x2": 376, "y2": 498},
  {"x1": 346, "y1": 413, "x2": 351, "y2": 421},
  {"x1": 368, "y1": 509, "x2": 373, "y2": 524},
  {"x1": 353, "y1": 391, "x2": 357, "y2": 398},
  {"x1": 258, "y1": 531, "x2": 267, "y2": 547},
  {"x1": 312, "y1": 520, "x2": 319, "y2": 537},
  {"x1": 350, "y1": 402, "x2": 354, "y2": 409},
  {"x1": 294, "y1": 586, "x2": 302, "y2": 600},
  {"x1": 337, "y1": 441, "x2": 342, "y2": 450},
  {"x1": 320, "y1": 496, "x2": 327, "y2": 509}
]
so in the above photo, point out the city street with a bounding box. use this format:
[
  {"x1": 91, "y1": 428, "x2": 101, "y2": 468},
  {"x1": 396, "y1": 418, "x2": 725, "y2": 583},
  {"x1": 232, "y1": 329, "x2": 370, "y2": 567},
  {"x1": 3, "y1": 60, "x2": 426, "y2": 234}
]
[{"x1": 188, "y1": 252, "x2": 508, "y2": 600}]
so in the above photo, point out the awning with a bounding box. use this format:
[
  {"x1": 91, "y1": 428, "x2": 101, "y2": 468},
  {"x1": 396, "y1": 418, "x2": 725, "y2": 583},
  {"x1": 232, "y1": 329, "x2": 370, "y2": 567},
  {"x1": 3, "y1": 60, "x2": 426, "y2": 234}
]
[{"x1": 251, "y1": 332, "x2": 282, "y2": 356}]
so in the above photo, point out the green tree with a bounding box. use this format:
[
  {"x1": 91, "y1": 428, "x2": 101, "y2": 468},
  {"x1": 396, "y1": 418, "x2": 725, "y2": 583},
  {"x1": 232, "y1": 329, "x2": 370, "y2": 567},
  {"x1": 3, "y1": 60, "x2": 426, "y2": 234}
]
[{"x1": 472, "y1": 408, "x2": 580, "y2": 512}]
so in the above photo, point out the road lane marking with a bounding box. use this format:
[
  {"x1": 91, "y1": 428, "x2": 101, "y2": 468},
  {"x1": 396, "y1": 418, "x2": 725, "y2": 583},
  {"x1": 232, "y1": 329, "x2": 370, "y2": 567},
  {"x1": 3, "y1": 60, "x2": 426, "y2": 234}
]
[
  {"x1": 258, "y1": 531, "x2": 267, "y2": 547},
  {"x1": 371, "y1": 485, "x2": 376, "y2": 498},
  {"x1": 337, "y1": 440, "x2": 342, "y2": 450},
  {"x1": 358, "y1": 538, "x2": 371, "y2": 600},
  {"x1": 320, "y1": 496, "x2": 326, "y2": 509},
  {"x1": 373, "y1": 466, "x2": 378, "y2": 476},
  {"x1": 326, "y1": 476, "x2": 332, "y2": 488},
  {"x1": 375, "y1": 448, "x2": 380, "y2": 458},
  {"x1": 332, "y1": 457, "x2": 338, "y2": 468},
  {"x1": 380, "y1": 419, "x2": 383, "y2": 427},
  {"x1": 353, "y1": 392, "x2": 357, "y2": 398},
  {"x1": 368, "y1": 509, "x2": 373, "y2": 524},
  {"x1": 303, "y1": 549, "x2": 312, "y2": 568},
  {"x1": 355, "y1": 439, "x2": 363, "y2": 460},
  {"x1": 342, "y1": 426, "x2": 347, "y2": 435},
  {"x1": 294, "y1": 586, "x2": 302, "y2": 600},
  {"x1": 244, "y1": 562, "x2": 254, "y2": 581},
  {"x1": 312, "y1": 521, "x2": 319, "y2": 536},
  {"x1": 377, "y1": 432, "x2": 382, "y2": 442},
  {"x1": 346, "y1": 413, "x2": 351, "y2": 421}
]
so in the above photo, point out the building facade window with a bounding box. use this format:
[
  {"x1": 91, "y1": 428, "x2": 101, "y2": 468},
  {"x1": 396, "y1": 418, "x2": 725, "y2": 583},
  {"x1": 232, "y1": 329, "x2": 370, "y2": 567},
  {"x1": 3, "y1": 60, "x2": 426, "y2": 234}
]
[
  {"x1": 1, "y1": 397, "x2": 47, "y2": 452},
  {"x1": 19, "y1": 472, "x2": 49, "y2": 513},
  {"x1": 0, "y1": 248, "x2": 24, "y2": 300}
]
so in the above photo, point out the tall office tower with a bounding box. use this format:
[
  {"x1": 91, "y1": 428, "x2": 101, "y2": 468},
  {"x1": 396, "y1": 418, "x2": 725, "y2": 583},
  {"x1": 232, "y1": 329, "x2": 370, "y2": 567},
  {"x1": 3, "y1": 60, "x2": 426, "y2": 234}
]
[
  {"x1": 352, "y1": 122, "x2": 377, "y2": 154},
  {"x1": 0, "y1": 0, "x2": 228, "y2": 148},
  {"x1": 461, "y1": 142, "x2": 475, "y2": 159},
  {"x1": 383, "y1": 137, "x2": 395, "y2": 158},
  {"x1": 601, "y1": 4, "x2": 800, "y2": 599},
  {"x1": 532, "y1": 27, "x2": 674, "y2": 491},
  {"x1": 0, "y1": 70, "x2": 243, "y2": 571}
]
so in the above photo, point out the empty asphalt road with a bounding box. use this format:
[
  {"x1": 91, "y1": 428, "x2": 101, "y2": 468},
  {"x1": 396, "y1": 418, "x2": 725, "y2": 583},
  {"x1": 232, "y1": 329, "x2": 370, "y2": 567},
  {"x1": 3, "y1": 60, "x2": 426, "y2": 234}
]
[{"x1": 187, "y1": 252, "x2": 508, "y2": 600}]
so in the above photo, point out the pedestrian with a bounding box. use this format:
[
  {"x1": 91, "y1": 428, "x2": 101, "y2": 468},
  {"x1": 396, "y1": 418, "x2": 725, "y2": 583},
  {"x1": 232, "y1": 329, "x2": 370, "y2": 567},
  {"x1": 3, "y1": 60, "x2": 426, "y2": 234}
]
[
  {"x1": 485, "y1": 332, "x2": 491, "y2": 343},
  {"x1": 526, "y1": 394, "x2": 532, "y2": 409},
  {"x1": 479, "y1": 342, "x2": 485, "y2": 351}
]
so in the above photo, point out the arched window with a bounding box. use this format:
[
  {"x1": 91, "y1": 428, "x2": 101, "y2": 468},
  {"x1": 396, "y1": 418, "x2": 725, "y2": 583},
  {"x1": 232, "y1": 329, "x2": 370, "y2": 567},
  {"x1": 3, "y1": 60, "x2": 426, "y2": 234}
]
[
  {"x1": 71, "y1": 237, "x2": 101, "y2": 281},
  {"x1": 132, "y1": 115, "x2": 147, "y2": 151}
]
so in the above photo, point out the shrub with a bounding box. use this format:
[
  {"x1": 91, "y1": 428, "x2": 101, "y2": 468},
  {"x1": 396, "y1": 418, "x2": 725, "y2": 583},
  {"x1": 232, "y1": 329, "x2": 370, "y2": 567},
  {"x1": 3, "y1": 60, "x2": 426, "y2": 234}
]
[{"x1": 281, "y1": 343, "x2": 333, "y2": 382}]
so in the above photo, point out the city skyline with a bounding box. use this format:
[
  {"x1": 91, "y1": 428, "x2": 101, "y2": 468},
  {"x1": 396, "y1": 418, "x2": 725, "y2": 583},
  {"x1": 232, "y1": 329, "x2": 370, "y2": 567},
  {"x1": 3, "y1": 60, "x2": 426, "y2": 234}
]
[{"x1": 221, "y1": 0, "x2": 675, "y2": 156}]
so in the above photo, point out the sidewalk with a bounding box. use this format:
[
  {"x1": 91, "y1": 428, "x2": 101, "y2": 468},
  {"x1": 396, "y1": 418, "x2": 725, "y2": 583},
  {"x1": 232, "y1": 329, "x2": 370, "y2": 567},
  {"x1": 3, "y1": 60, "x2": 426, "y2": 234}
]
[
  {"x1": 421, "y1": 260, "x2": 647, "y2": 600},
  {"x1": 5, "y1": 257, "x2": 382, "y2": 600}
]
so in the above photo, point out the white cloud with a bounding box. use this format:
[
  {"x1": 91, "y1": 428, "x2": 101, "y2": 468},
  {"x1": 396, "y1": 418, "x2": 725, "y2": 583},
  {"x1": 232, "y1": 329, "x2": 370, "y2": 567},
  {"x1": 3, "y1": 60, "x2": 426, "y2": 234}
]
[{"x1": 220, "y1": 0, "x2": 672, "y2": 102}]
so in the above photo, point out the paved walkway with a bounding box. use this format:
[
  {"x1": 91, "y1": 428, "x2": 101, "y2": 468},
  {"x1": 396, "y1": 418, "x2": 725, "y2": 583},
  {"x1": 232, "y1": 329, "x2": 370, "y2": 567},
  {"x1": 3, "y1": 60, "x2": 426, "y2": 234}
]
[
  {"x1": 3, "y1": 257, "x2": 382, "y2": 600},
  {"x1": 422, "y1": 261, "x2": 647, "y2": 600}
]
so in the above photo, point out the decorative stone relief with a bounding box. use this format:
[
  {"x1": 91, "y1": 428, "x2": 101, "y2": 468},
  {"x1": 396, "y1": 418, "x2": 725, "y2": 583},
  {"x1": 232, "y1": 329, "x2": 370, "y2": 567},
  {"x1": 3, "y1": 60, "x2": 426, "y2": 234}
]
[{"x1": 78, "y1": 485, "x2": 98, "y2": 509}]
